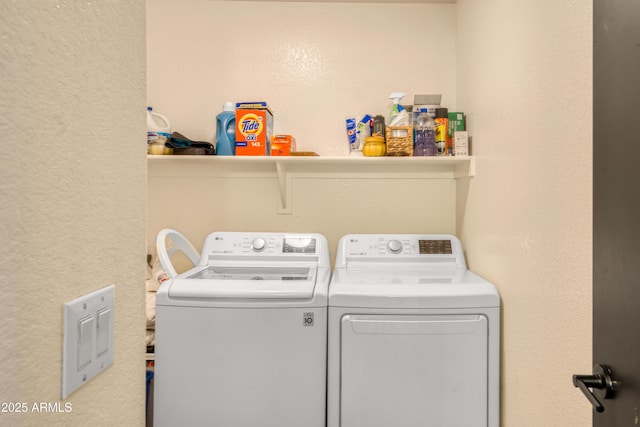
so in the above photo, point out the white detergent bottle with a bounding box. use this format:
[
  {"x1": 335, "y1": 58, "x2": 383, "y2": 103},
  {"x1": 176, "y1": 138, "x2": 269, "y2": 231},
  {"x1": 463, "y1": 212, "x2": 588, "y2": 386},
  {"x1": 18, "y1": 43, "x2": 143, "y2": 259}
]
[
  {"x1": 215, "y1": 102, "x2": 236, "y2": 156},
  {"x1": 147, "y1": 106, "x2": 171, "y2": 150}
]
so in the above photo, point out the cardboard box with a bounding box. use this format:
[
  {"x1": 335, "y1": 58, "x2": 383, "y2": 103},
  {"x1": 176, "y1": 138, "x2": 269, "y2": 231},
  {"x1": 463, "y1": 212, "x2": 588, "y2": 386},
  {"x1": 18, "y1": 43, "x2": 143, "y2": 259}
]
[
  {"x1": 271, "y1": 134, "x2": 296, "y2": 156},
  {"x1": 448, "y1": 112, "x2": 466, "y2": 156},
  {"x1": 448, "y1": 112, "x2": 465, "y2": 137},
  {"x1": 454, "y1": 131, "x2": 469, "y2": 156},
  {"x1": 235, "y1": 102, "x2": 274, "y2": 156}
]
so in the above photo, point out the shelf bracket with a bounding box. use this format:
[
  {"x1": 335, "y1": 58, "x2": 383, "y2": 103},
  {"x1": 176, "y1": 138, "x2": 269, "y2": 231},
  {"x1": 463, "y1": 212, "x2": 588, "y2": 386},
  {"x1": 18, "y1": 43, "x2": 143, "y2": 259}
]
[
  {"x1": 275, "y1": 161, "x2": 293, "y2": 214},
  {"x1": 454, "y1": 156, "x2": 475, "y2": 178}
]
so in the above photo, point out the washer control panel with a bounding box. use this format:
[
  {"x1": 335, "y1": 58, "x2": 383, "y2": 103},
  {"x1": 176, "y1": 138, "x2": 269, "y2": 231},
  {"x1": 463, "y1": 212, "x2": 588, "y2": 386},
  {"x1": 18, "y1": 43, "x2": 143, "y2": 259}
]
[{"x1": 202, "y1": 232, "x2": 323, "y2": 259}]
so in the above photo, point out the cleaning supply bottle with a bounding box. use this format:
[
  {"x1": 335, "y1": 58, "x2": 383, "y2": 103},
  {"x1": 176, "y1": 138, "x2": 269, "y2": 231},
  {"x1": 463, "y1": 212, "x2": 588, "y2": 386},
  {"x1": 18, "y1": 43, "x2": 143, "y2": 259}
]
[
  {"x1": 373, "y1": 115, "x2": 386, "y2": 139},
  {"x1": 388, "y1": 92, "x2": 407, "y2": 124},
  {"x1": 215, "y1": 102, "x2": 236, "y2": 156},
  {"x1": 435, "y1": 108, "x2": 449, "y2": 156},
  {"x1": 413, "y1": 108, "x2": 437, "y2": 156},
  {"x1": 147, "y1": 106, "x2": 171, "y2": 152}
]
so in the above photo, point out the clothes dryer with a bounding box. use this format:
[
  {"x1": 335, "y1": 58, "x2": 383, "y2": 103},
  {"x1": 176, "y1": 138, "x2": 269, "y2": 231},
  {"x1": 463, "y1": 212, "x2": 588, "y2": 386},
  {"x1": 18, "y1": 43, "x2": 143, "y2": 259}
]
[
  {"x1": 154, "y1": 231, "x2": 330, "y2": 427},
  {"x1": 328, "y1": 234, "x2": 500, "y2": 427}
]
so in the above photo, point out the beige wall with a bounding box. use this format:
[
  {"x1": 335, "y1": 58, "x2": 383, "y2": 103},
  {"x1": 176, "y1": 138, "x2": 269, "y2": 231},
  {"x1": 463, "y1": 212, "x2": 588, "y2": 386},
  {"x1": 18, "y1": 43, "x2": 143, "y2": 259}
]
[
  {"x1": 0, "y1": 1, "x2": 147, "y2": 426},
  {"x1": 147, "y1": 0, "x2": 458, "y2": 156},
  {"x1": 148, "y1": 1, "x2": 594, "y2": 426},
  {"x1": 456, "y1": 0, "x2": 593, "y2": 425},
  {"x1": 147, "y1": 158, "x2": 460, "y2": 264},
  {"x1": 0, "y1": 0, "x2": 590, "y2": 426},
  {"x1": 146, "y1": 0, "x2": 464, "y2": 262}
]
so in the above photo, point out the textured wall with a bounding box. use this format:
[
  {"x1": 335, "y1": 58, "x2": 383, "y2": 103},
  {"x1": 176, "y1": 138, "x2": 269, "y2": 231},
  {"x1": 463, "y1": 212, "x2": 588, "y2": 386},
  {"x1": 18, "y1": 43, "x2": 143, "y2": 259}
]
[
  {"x1": 147, "y1": 162, "x2": 459, "y2": 265},
  {"x1": 146, "y1": 0, "x2": 457, "y2": 156},
  {"x1": 146, "y1": 1, "x2": 593, "y2": 426},
  {"x1": 456, "y1": 0, "x2": 593, "y2": 425},
  {"x1": 0, "y1": 1, "x2": 147, "y2": 426}
]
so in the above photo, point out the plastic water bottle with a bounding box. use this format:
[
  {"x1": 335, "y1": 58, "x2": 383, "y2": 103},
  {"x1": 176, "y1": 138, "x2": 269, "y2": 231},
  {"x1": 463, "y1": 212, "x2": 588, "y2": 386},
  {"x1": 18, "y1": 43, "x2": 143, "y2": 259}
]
[
  {"x1": 147, "y1": 106, "x2": 171, "y2": 148},
  {"x1": 215, "y1": 102, "x2": 236, "y2": 156},
  {"x1": 413, "y1": 108, "x2": 437, "y2": 156}
]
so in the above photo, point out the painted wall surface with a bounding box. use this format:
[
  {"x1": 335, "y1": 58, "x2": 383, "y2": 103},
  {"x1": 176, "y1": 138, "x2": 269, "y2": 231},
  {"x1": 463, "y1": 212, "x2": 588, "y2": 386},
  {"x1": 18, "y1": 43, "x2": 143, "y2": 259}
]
[
  {"x1": 147, "y1": 162, "x2": 458, "y2": 264},
  {"x1": 0, "y1": 1, "x2": 147, "y2": 426},
  {"x1": 147, "y1": 1, "x2": 594, "y2": 427},
  {"x1": 146, "y1": 0, "x2": 457, "y2": 156},
  {"x1": 456, "y1": 0, "x2": 593, "y2": 425}
]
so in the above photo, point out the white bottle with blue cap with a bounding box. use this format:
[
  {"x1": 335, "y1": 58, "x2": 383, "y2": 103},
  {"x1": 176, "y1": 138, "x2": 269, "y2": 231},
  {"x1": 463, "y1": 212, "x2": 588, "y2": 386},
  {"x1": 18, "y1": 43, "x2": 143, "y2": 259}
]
[{"x1": 147, "y1": 106, "x2": 171, "y2": 150}]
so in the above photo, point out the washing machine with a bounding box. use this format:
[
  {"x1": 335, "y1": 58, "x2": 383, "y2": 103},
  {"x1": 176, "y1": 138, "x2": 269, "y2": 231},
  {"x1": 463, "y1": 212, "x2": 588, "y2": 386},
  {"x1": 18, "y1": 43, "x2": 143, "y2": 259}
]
[
  {"x1": 154, "y1": 231, "x2": 331, "y2": 427},
  {"x1": 327, "y1": 234, "x2": 500, "y2": 427}
]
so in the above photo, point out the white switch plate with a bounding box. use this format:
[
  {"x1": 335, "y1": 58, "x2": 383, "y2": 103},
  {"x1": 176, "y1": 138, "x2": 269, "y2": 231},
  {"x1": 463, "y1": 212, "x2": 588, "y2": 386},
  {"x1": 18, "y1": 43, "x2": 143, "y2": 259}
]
[{"x1": 62, "y1": 284, "x2": 115, "y2": 399}]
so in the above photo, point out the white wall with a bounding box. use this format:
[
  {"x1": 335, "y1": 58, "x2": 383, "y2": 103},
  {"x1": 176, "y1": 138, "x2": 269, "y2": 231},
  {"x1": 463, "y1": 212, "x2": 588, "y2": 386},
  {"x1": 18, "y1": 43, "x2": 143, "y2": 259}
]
[
  {"x1": 0, "y1": 1, "x2": 147, "y2": 426},
  {"x1": 146, "y1": 0, "x2": 463, "y2": 261},
  {"x1": 147, "y1": 158, "x2": 459, "y2": 264},
  {"x1": 147, "y1": 0, "x2": 457, "y2": 156},
  {"x1": 147, "y1": 0, "x2": 594, "y2": 426},
  {"x1": 456, "y1": 0, "x2": 593, "y2": 425}
]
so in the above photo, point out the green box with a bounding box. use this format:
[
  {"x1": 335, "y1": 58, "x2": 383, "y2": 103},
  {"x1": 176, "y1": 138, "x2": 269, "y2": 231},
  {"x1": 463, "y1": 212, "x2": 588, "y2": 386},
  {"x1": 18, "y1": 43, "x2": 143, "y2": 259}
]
[{"x1": 448, "y1": 112, "x2": 465, "y2": 138}]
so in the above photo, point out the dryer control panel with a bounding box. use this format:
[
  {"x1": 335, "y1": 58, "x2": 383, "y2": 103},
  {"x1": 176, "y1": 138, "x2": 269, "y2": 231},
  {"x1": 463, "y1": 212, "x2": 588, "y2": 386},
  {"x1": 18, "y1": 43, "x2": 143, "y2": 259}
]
[
  {"x1": 336, "y1": 234, "x2": 466, "y2": 269},
  {"x1": 418, "y1": 239, "x2": 453, "y2": 254}
]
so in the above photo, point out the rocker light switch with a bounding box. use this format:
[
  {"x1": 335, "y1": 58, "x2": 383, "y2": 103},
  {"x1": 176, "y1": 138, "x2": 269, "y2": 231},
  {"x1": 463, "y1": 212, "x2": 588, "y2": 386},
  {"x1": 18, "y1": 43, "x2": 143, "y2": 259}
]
[
  {"x1": 77, "y1": 316, "x2": 94, "y2": 370},
  {"x1": 62, "y1": 284, "x2": 115, "y2": 399},
  {"x1": 96, "y1": 308, "x2": 111, "y2": 356}
]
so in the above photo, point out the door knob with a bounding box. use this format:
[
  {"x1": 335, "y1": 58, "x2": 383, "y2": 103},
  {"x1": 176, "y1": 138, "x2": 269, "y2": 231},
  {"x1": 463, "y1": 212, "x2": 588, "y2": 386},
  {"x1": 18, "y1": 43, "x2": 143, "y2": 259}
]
[{"x1": 573, "y1": 364, "x2": 618, "y2": 413}]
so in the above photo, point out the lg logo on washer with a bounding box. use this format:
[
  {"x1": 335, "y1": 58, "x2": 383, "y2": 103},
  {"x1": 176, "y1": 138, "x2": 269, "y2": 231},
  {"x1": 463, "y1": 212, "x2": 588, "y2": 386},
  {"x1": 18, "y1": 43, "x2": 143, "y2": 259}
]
[{"x1": 303, "y1": 312, "x2": 315, "y2": 327}]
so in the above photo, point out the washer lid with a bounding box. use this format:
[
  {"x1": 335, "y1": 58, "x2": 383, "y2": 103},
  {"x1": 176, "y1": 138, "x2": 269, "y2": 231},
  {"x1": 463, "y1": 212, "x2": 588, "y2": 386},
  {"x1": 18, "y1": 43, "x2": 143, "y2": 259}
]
[
  {"x1": 167, "y1": 266, "x2": 317, "y2": 299},
  {"x1": 329, "y1": 268, "x2": 499, "y2": 309}
]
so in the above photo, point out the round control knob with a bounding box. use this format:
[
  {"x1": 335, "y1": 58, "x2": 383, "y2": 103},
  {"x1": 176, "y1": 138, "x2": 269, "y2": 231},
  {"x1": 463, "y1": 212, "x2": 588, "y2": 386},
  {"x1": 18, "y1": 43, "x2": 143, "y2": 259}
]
[
  {"x1": 387, "y1": 239, "x2": 403, "y2": 254},
  {"x1": 251, "y1": 238, "x2": 267, "y2": 252}
]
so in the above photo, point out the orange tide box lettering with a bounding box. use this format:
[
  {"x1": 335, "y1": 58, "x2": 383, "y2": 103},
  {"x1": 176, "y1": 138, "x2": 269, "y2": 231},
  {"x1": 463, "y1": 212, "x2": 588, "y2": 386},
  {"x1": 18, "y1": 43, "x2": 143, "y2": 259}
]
[
  {"x1": 271, "y1": 135, "x2": 296, "y2": 156},
  {"x1": 235, "y1": 102, "x2": 274, "y2": 156}
]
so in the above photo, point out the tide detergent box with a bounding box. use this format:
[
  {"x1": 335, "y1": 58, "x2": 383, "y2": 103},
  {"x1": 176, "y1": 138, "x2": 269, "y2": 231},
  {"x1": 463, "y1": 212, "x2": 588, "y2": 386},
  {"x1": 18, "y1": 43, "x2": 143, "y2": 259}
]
[
  {"x1": 235, "y1": 102, "x2": 274, "y2": 156},
  {"x1": 271, "y1": 134, "x2": 296, "y2": 156}
]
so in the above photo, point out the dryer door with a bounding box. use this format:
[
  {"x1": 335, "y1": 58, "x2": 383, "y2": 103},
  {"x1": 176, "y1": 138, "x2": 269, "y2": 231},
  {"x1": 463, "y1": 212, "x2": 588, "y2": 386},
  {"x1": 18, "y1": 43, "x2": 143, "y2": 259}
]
[{"x1": 340, "y1": 314, "x2": 488, "y2": 427}]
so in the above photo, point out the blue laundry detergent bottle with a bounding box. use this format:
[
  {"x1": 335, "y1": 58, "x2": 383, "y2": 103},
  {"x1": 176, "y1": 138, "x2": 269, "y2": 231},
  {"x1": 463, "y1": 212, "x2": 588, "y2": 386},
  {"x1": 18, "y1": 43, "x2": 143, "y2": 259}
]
[{"x1": 215, "y1": 102, "x2": 236, "y2": 155}]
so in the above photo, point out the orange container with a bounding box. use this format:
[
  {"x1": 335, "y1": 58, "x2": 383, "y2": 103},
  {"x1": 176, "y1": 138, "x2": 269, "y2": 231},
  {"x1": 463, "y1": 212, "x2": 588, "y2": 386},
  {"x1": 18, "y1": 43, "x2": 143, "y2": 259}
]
[
  {"x1": 235, "y1": 102, "x2": 274, "y2": 156},
  {"x1": 271, "y1": 134, "x2": 296, "y2": 156}
]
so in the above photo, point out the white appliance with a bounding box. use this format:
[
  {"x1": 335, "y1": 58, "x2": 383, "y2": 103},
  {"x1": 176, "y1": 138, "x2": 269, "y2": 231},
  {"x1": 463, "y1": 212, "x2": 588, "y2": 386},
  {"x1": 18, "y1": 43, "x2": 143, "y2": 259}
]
[
  {"x1": 327, "y1": 234, "x2": 500, "y2": 427},
  {"x1": 154, "y1": 231, "x2": 331, "y2": 427}
]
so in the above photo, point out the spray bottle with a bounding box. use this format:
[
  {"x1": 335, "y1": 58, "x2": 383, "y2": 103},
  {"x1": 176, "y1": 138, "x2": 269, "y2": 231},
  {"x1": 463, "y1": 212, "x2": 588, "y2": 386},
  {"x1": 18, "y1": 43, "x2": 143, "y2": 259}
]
[{"x1": 388, "y1": 92, "x2": 407, "y2": 124}]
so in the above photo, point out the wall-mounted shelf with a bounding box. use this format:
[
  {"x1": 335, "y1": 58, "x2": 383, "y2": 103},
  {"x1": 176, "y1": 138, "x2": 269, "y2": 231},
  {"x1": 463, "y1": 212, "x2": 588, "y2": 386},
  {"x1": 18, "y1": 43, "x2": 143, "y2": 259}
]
[
  {"x1": 216, "y1": 0, "x2": 455, "y2": 3},
  {"x1": 148, "y1": 155, "x2": 474, "y2": 213}
]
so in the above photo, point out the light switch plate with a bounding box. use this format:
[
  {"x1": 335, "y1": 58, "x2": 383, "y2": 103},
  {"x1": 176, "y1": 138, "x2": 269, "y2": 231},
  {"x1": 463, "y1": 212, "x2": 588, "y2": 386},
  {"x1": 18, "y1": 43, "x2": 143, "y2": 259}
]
[{"x1": 62, "y1": 284, "x2": 115, "y2": 399}]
